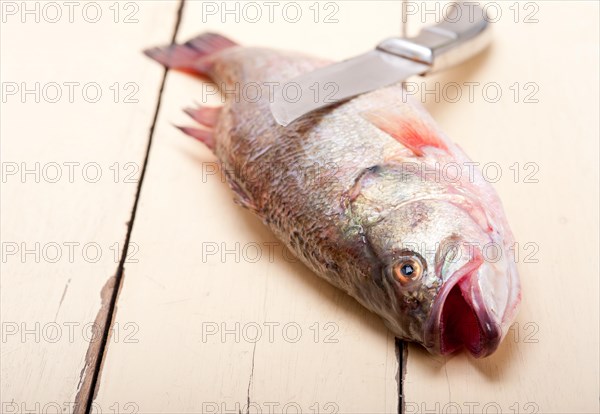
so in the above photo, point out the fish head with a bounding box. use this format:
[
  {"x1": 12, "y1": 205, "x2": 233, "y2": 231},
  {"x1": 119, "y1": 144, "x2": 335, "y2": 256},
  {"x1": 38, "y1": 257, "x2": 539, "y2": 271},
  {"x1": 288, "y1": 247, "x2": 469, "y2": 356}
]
[{"x1": 349, "y1": 165, "x2": 520, "y2": 357}]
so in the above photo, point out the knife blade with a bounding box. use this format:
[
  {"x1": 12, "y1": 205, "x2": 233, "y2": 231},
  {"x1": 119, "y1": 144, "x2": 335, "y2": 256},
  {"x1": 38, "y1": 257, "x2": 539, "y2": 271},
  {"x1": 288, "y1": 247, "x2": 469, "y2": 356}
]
[{"x1": 270, "y1": 2, "x2": 492, "y2": 127}]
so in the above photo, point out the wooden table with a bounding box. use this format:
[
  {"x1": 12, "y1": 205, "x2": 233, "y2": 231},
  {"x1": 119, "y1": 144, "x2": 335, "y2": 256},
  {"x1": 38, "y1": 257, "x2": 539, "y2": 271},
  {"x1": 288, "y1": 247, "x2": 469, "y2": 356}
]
[{"x1": 2, "y1": 1, "x2": 598, "y2": 413}]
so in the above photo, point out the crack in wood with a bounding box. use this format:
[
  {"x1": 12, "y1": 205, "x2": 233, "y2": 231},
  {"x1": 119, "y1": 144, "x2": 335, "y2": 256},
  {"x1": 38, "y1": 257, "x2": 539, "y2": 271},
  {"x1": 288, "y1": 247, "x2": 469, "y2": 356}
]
[
  {"x1": 397, "y1": 4, "x2": 408, "y2": 413},
  {"x1": 53, "y1": 278, "x2": 71, "y2": 322},
  {"x1": 396, "y1": 338, "x2": 408, "y2": 414},
  {"x1": 73, "y1": 276, "x2": 117, "y2": 413},
  {"x1": 70, "y1": 2, "x2": 187, "y2": 413},
  {"x1": 244, "y1": 343, "x2": 257, "y2": 414}
]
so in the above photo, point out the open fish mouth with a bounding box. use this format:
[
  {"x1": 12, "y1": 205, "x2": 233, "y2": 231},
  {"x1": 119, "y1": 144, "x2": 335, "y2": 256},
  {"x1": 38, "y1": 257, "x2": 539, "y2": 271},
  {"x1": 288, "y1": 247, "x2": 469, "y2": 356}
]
[{"x1": 425, "y1": 259, "x2": 502, "y2": 358}]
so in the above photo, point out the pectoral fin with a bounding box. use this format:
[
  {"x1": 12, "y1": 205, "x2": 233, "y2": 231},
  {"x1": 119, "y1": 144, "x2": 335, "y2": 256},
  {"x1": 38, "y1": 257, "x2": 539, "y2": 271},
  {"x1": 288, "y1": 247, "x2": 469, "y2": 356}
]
[{"x1": 363, "y1": 107, "x2": 448, "y2": 156}]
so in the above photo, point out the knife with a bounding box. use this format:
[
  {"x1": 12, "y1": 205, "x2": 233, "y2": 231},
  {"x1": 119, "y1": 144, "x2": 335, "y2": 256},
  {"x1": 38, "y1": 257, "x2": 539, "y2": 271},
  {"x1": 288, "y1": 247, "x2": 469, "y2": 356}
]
[{"x1": 270, "y1": 2, "x2": 492, "y2": 127}]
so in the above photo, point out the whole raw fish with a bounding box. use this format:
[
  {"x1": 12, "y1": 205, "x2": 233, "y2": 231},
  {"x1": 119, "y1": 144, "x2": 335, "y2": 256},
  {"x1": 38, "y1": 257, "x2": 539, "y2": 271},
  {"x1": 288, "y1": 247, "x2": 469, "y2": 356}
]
[{"x1": 145, "y1": 33, "x2": 521, "y2": 357}]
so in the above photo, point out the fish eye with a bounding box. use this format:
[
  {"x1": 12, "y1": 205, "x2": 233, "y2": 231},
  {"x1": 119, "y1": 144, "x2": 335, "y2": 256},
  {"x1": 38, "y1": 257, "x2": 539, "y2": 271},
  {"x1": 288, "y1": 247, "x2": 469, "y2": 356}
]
[{"x1": 392, "y1": 257, "x2": 423, "y2": 286}]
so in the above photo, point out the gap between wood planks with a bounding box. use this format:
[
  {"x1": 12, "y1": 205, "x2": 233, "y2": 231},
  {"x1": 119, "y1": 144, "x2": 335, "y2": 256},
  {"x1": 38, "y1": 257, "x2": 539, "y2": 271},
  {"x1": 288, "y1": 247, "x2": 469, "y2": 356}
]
[
  {"x1": 72, "y1": 1, "x2": 408, "y2": 412},
  {"x1": 72, "y1": 2, "x2": 186, "y2": 413},
  {"x1": 397, "y1": 1, "x2": 409, "y2": 413}
]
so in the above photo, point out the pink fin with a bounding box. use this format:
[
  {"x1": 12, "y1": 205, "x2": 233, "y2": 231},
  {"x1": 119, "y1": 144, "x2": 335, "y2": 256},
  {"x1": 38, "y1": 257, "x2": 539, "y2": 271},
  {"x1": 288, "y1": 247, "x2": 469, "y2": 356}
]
[
  {"x1": 144, "y1": 32, "x2": 237, "y2": 75},
  {"x1": 363, "y1": 107, "x2": 447, "y2": 156},
  {"x1": 184, "y1": 106, "x2": 221, "y2": 128},
  {"x1": 175, "y1": 125, "x2": 215, "y2": 150}
]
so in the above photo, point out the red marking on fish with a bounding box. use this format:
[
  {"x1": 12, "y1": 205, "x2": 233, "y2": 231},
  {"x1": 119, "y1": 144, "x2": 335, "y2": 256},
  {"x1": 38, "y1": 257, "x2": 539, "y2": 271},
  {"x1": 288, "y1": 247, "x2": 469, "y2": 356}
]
[{"x1": 363, "y1": 107, "x2": 448, "y2": 156}]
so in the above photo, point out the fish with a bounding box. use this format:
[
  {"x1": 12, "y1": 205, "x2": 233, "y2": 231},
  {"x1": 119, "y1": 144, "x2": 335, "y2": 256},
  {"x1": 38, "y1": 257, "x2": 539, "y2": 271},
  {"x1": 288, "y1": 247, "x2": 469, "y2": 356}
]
[{"x1": 145, "y1": 32, "x2": 521, "y2": 357}]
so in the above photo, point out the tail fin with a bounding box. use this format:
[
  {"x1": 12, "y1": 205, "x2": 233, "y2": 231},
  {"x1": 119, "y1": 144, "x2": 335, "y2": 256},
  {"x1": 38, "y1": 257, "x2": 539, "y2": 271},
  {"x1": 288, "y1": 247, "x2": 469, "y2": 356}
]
[{"x1": 144, "y1": 32, "x2": 237, "y2": 75}]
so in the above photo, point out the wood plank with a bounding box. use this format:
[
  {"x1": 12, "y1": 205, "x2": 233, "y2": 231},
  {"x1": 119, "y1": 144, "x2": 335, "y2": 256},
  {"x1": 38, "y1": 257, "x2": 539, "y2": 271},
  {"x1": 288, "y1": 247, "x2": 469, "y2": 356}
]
[
  {"x1": 0, "y1": 2, "x2": 181, "y2": 411},
  {"x1": 93, "y1": 2, "x2": 406, "y2": 412},
  {"x1": 403, "y1": 2, "x2": 599, "y2": 413}
]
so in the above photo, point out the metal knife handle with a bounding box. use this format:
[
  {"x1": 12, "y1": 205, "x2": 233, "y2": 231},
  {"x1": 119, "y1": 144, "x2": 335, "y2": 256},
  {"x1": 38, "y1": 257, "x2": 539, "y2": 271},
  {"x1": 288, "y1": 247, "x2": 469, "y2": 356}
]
[{"x1": 377, "y1": 3, "x2": 491, "y2": 74}]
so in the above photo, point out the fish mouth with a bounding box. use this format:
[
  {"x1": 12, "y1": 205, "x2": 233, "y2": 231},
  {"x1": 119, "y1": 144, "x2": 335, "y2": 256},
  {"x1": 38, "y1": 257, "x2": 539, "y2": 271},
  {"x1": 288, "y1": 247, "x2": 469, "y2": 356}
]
[{"x1": 424, "y1": 258, "x2": 502, "y2": 358}]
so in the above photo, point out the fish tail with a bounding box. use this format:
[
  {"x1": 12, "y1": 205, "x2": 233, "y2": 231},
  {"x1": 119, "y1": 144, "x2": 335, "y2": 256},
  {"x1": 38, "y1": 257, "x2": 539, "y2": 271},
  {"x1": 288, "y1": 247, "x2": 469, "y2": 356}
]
[
  {"x1": 144, "y1": 32, "x2": 238, "y2": 76},
  {"x1": 145, "y1": 34, "x2": 235, "y2": 151}
]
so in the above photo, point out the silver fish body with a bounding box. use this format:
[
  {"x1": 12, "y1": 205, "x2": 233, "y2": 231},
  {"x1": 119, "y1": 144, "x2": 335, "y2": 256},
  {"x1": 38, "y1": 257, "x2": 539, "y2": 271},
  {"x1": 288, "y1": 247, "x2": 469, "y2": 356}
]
[{"x1": 146, "y1": 33, "x2": 521, "y2": 357}]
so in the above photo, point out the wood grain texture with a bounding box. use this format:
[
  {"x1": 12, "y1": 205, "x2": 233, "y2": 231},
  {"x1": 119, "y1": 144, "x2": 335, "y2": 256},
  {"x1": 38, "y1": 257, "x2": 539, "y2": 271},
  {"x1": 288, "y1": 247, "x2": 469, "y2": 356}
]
[
  {"x1": 0, "y1": 2, "x2": 180, "y2": 411},
  {"x1": 403, "y1": 2, "x2": 599, "y2": 413},
  {"x1": 93, "y1": 2, "x2": 405, "y2": 413}
]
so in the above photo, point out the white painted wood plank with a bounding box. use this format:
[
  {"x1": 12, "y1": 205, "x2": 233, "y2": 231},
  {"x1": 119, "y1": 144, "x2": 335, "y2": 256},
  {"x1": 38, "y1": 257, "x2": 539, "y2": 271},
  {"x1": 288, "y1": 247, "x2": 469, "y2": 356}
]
[
  {"x1": 0, "y1": 2, "x2": 180, "y2": 411},
  {"x1": 94, "y1": 2, "x2": 405, "y2": 412},
  {"x1": 404, "y1": 2, "x2": 599, "y2": 413}
]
